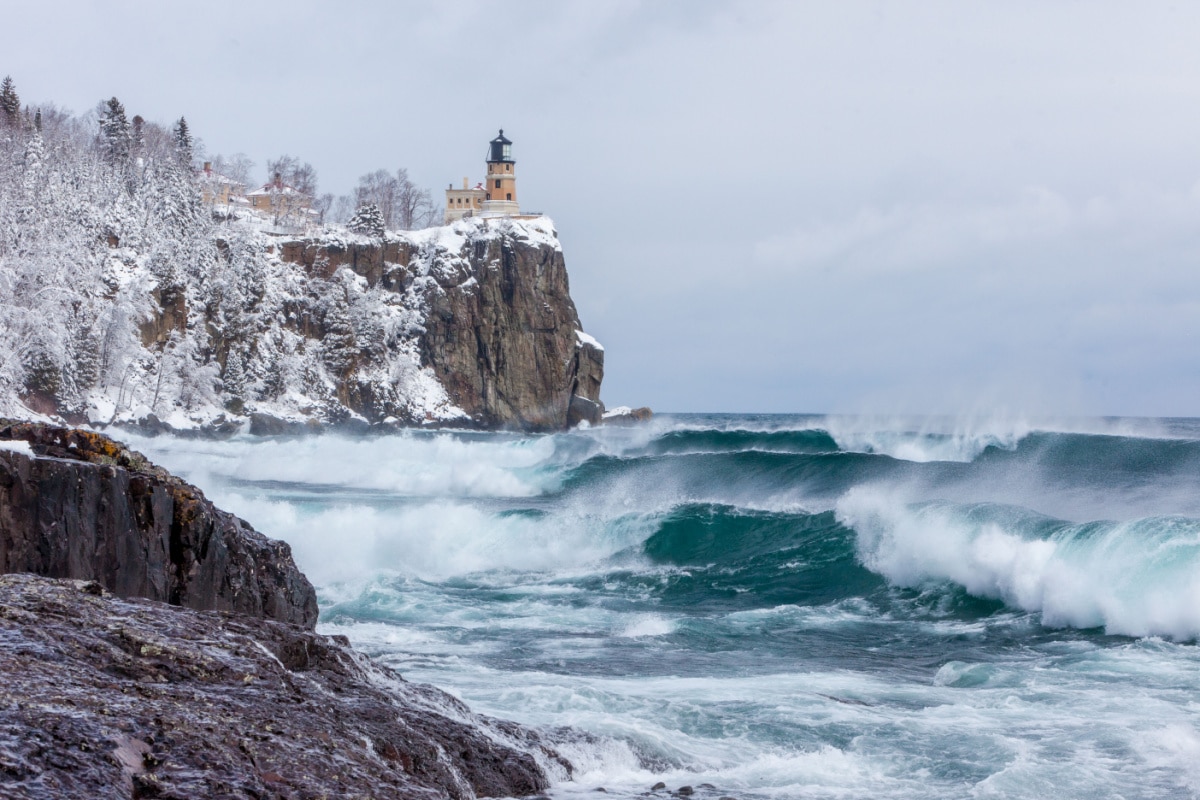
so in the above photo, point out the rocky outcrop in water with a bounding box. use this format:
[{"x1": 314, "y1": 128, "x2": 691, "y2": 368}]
[
  {"x1": 0, "y1": 573, "x2": 560, "y2": 799},
  {"x1": 0, "y1": 421, "x2": 317, "y2": 627}
]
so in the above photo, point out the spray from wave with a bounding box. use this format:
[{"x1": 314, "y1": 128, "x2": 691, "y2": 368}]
[{"x1": 838, "y1": 487, "x2": 1200, "y2": 640}]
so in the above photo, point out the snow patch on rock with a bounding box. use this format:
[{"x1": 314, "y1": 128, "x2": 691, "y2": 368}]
[{"x1": 576, "y1": 330, "x2": 604, "y2": 351}]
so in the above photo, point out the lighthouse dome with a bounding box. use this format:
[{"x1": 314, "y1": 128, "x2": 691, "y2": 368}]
[{"x1": 488, "y1": 130, "x2": 513, "y2": 163}]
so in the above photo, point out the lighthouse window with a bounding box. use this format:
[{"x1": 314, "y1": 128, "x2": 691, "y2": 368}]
[
  {"x1": 506, "y1": 193, "x2": 512, "y2": 200},
  {"x1": 505, "y1": 164, "x2": 511, "y2": 172},
  {"x1": 495, "y1": 179, "x2": 501, "y2": 189}
]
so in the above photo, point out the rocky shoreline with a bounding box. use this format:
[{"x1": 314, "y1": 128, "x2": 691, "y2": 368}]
[
  {"x1": 0, "y1": 574, "x2": 562, "y2": 799},
  {"x1": 0, "y1": 422, "x2": 563, "y2": 798}
]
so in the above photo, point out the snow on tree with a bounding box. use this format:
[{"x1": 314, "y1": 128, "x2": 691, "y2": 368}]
[
  {"x1": 347, "y1": 203, "x2": 385, "y2": 236},
  {"x1": 98, "y1": 97, "x2": 131, "y2": 164},
  {"x1": 131, "y1": 115, "x2": 145, "y2": 157},
  {"x1": 20, "y1": 131, "x2": 46, "y2": 203},
  {"x1": 221, "y1": 347, "x2": 247, "y2": 411},
  {"x1": 172, "y1": 116, "x2": 193, "y2": 166},
  {"x1": 0, "y1": 76, "x2": 19, "y2": 126},
  {"x1": 143, "y1": 155, "x2": 202, "y2": 242},
  {"x1": 321, "y1": 283, "x2": 358, "y2": 377},
  {"x1": 173, "y1": 328, "x2": 220, "y2": 412},
  {"x1": 0, "y1": 95, "x2": 465, "y2": 429},
  {"x1": 21, "y1": 329, "x2": 64, "y2": 397}
]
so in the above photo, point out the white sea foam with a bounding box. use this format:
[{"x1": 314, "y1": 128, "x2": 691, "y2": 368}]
[
  {"x1": 839, "y1": 487, "x2": 1200, "y2": 639},
  {"x1": 371, "y1": 652, "x2": 1200, "y2": 800},
  {"x1": 821, "y1": 413, "x2": 1034, "y2": 462},
  {"x1": 820, "y1": 412, "x2": 1195, "y2": 463},
  {"x1": 211, "y1": 492, "x2": 655, "y2": 585},
  {"x1": 616, "y1": 615, "x2": 676, "y2": 638},
  {"x1": 1134, "y1": 724, "x2": 1200, "y2": 796},
  {"x1": 122, "y1": 431, "x2": 559, "y2": 498}
]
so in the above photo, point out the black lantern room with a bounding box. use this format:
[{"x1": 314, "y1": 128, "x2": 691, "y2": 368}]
[{"x1": 488, "y1": 129, "x2": 513, "y2": 163}]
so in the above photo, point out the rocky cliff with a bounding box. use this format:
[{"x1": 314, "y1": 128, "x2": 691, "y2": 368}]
[
  {"x1": 1, "y1": 213, "x2": 604, "y2": 434},
  {"x1": 278, "y1": 217, "x2": 605, "y2": 431},
  {"x1": 0, "y1": 421, "x2": 316, "y2": 626}
]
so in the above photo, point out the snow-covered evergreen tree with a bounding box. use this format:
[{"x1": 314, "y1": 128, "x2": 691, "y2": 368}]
[
  {"x1": 172, "y1": 117, "x2": 193, "y2": 166},
  {"x1": 130, "y1": 115, "x2": 144, "y2": 157},
  {"x1": 0, "y1": 77, "x2": 19, "y2": 126},
  {"x1": 99, "y1": 97, "x2": 131, "y2": 164},
  {"x1": 347, "y1": 203, "x2": 385, "y2": 236},
  {"x1": 321, "y1": 285, "x2": 358, "y2": 377},
  {"x1": 221, "y1": 347, "x2": 247, "y2": 411}
]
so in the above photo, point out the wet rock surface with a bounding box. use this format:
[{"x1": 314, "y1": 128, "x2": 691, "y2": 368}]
[
  {"x1": 0, "y1": 574, "x2": 560, "y2": 799},
  {"x1": 0, "y1": 422, "x2": 317, "y2": 627}
]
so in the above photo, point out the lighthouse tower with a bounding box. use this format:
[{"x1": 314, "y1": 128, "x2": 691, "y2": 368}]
[{"x1": 480, "y1": 129, "x2": 520, "y2": 217}]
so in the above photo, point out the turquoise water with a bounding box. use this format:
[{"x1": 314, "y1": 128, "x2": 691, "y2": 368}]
[{"x1": 127, "y1": 415, "x2": 1200, "y2": 799}]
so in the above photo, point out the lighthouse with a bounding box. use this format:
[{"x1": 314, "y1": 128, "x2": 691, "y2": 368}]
[
  {"x1": 480, "y1": 129, "x2": 520, "y2": 218},
  {"x1": 444, "y1": 129, "x2": 530, "y2": 223}
]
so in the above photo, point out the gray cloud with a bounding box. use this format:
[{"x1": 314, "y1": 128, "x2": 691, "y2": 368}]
[{"x1": 8, "y1": 1, "x2": 1200, "y2": 415}]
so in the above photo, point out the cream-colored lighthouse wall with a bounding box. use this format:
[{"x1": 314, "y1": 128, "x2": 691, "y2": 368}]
[{"x1": 485, "y1": 162, "x2": 518, "y2": 205}]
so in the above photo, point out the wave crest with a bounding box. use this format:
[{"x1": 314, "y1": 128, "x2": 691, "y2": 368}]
[{"x1": 838, "y1": 488, "x2": 1200, "y2": 640}]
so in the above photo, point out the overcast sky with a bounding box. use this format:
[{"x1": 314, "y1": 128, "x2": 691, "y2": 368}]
[{"x1": 9, "y1": 1, "x2": 1200, "y2": 416}]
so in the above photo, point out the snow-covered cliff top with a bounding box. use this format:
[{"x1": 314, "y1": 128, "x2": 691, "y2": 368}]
[{"x1": 312, "y1": 215, "x2": 561, "y2": 255}]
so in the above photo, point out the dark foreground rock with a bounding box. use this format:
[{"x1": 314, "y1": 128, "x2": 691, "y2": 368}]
[
  {"x1": 0, "y1": 422, "x2": 565, "y2": 796},
  {"x1": 0, "y1": 421, "x2": 316, "y2": 627},
  {"x1": 0, "y1": 574, "x2": 561, "y2": 799}
]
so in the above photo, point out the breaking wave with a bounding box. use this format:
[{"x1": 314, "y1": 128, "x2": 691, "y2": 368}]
[{"x1": 839, "y1": 489, "x2": 1200, "y2": 640}]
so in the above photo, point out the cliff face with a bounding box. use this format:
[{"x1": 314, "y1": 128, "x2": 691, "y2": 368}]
[
  {"x1": 282, "y1": 219, "x2": 604, "y2": 430},
  {"x1": 0, "y1": 574, "x2": 559, "y2": 799},
  {"x1": 277, "y1": 217, "x2": 604, "y2": 431},
  {"x1": 0, "y1": 422, "x2": 317, "y2": 627}
]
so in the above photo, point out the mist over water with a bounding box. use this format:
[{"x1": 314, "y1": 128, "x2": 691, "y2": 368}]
[{"x1": 123, "y1": 414, "x2": 1200, "y2": 799}]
